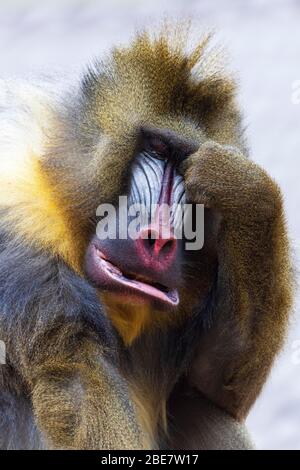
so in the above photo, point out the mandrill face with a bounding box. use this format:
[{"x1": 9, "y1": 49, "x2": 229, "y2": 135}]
[
  {"x1": 85, "y1": 127, "x2": 193, "y2": 310},
  {"x1": 83, "y1": 126, "x2": 219, "y2": 341},
  {"x1": 41, "y1": 32, "x2": 228, "y2": 342}
]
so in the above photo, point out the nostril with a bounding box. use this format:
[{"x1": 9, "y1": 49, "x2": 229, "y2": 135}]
[
  {"x1": 139, "y1": 227, "x2": 177, "y2": 260},
  {"x1": 146, "y1": 237, "x2": 156, "y2": 248},
  {"x1": 152, "y1": 237, "x2": 177, "y2": 259},
  {"x1": 162, "y1": 239, "x2": 175, "y2": 255}
]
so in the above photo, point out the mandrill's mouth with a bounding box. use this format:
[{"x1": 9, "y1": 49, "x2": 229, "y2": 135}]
[{"x1": 90, "y1": 246, "x2": 179, "y2": 308}]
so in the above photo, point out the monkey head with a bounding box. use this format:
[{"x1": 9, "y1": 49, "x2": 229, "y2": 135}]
[
  {"x1": 85, "y1": 126, "x2": 205, "y2": 304},
  {"x1": 41, "y1": 30, "x2": 242, "y2": 343}
]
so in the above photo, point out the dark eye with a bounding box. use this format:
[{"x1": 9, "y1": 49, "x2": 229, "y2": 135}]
[{"x1": 147, "y1": 136, "x2": 169, "y2": 159}]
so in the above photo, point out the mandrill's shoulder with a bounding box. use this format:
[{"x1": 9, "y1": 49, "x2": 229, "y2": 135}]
[
  {"x1": 0, "y1": 78, "x2": 56, "y2": 213},
  {"x1": 0, "y1": 77, "x2": 61, "y2": 183},
  {"x1": 0, "y1": 77, "x2": 82, "y2": 270},
  {"x1": 0, "y1": 76, "x2": 68, "y2": 169}
]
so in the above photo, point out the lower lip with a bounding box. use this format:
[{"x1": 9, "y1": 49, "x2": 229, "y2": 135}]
[{"x1": 91, "y1": 246, "x2": 179, "y2": 308}]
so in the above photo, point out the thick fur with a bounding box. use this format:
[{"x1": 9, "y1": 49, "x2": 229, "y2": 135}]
[
  {"x1": 0, "y1": 26, "x2": 294, "y2": 449},
  {"x1": 181, "y1": 141, "x2": 293, "y2": 419}
]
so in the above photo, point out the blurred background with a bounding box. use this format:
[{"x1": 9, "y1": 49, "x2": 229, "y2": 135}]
[{"x1": 0, "y1": 0, "x2": 299, "y2": 450}]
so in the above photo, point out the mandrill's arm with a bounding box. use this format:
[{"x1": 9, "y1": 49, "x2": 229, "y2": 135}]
[
  {"x1": 168, "y1": 381, "x2": 254, "y2": 450},
  {"x1": 30, "y1": 337, "x2": 144, "y2": 450},
  {"x1": 169, "y1": 141, "x2": 293, "y2": 449},
  {"x1": 0, "y1": 244, "x2": 145, "y2": 450}
]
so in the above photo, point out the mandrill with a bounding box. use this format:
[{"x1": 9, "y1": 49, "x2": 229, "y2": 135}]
[{"x1": 0, "y1": 26, "x2": 294, "y2": 449}]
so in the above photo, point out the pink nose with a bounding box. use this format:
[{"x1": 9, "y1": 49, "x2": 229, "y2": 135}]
[{"x1": 138, "y1": 227, "x2": 177, "y2": 263}]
